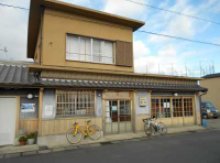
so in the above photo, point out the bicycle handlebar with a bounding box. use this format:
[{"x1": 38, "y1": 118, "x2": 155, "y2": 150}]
[{"x1": 142, "y1": 118, "x2": 151, "y2": 122}]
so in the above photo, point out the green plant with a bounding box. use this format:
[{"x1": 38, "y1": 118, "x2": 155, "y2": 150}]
[
  {"x1": 27, "y1": 132, "x2": 37, "y2": 139},
  {"x1": 19, "y1": 136, "x2": 27, "y2": 142}
]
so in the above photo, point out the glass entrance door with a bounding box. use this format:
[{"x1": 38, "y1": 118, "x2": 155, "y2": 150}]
[
  {"x1": 119, "y1": 100, "x2": 132, "y2": 133},
  {"x1": 104, "y1": 100, "x2": 132, "y2": 134}
]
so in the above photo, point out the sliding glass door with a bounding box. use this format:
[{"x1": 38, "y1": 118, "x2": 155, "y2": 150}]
[{"x1": 104, "y1": 100, "x2": 132, "y2": 134}]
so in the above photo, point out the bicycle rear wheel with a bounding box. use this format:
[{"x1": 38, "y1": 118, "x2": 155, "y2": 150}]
[
  {"x1": 144, "y1": 124, "x2": 154, "y2": 136},
  {"x1": 66, "y1": 128, "x2": 82, "y2": 144},
  {"x1": 158, "y1": 122, "x2": 167, "y2": 135},
  {"x1": 88, "y1": 125, "x2": 101, "y2": 140}
]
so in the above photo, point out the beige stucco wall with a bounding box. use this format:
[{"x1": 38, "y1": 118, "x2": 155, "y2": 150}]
[
  {"x1": 200, "y1": 78, "x2": 220, "y2": 110},
  {"x1": 134, "y1": 91, "x2": 151, "y2": 132},
  {"x1": 41, "y1": 9, "x2": 134, "y2": 72}
]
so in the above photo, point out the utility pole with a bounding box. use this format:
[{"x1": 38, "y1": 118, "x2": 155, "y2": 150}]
[
  {"x1": 0, "y1": 46, "x2": 8, "y2": 59},
  {"x1": 185, "y1": 63, "x2": 188, "y2": 76},
  {"x1": 0, "y1": 46, "x2": 8, "y2": 53}
]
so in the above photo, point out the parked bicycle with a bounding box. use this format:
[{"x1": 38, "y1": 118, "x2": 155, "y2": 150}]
[
  {"x1": 142, "y1": 117, "x2": 167, "y2": 136},
  {"x1": 66, "y1": 120, "x2": 102, "y2": 144}
]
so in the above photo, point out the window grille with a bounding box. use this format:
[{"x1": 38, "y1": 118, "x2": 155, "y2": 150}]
[
  {"x1": 184, "y1": 98, "x2": 193, "y2": 116},
  {"x1": 151, "y1": 97, "x2": 193, "y2": 118},
  {"x1": 173, "y1": 98, "x2": 183, "y2": 117},
  {"x1": 151, "y1": 98, "x2": 171, "y2": 118},
  {"x1": 56, "y1": 90, "x2": 95, "y2": 117}
]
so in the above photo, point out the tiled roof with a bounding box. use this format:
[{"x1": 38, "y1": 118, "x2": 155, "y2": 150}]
[
  {"x1": 40, "y1": 77, "x2": 206, "y2": 92},
  {"x1": 202, "y1": 73, "x2": 220, "y2": 79},
  {"x1": 0, "y1": 64, "x2": 39, "y2": 86},
  {"x1": 0, "y1": 64, "x2": 207, "y2": 92}
]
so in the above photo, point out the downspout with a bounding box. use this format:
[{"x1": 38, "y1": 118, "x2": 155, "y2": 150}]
[{"x1": 198, "y1": 91, "x2": 208, "y2": 125}]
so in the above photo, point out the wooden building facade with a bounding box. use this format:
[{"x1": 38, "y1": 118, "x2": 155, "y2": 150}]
[{"x1": 0, "y1": 0, "x2": 206, "y2": 146}]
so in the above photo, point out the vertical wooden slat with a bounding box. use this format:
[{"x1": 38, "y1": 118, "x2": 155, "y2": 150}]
[
  {"x1": 116, "y1": 41, "x2": 133, "y2": 67},
  {"x1": 38, "y1": 88, "x2": 44, "y2": 136}
]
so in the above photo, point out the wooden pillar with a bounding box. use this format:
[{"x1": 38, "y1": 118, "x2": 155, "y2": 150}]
[
  {"x1": 38, "y1": 88, "x2": 44, "y2": 136},
  {"x1": 131, "y1": 91, "x2": 136, "y2": 133},
  {"x1": 194, "y1": 93, "x2": 201, "y2": 125},
  {"x1": 15, "y1": 96, "x2": 21, "y2": 135},
  {"x1": 182, "y1": 97, "x2": 185, "y2": 126}
]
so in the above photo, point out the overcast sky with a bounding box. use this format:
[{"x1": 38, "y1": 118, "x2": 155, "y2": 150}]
[{"x1": 0, "y1": 0, "x2": 220, "y2": 77}]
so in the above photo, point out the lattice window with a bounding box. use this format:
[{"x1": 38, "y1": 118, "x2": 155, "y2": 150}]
[
  {"x1": 56, "y1": 90, "x2": 95, "y2": 117},
  {"x1": 152, "y1": 97, "x2": 193, "y2": 118},
  {"x1": 184, "y1": 98, "x2": 193, "y2": 116},
  {"x1": 151, "y1": 98, "x2": 171, "y2": 118},
  {"x1": 151, "y1": 99, "x2": 160, "y2": 118},
  {"x1": 173, "y1": 98, "x2": 183, "y2": 117}
]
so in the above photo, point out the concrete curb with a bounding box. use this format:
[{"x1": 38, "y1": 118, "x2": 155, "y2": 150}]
[{"x1": 0, "y1": 127, "x2": 211, "y2": 159}]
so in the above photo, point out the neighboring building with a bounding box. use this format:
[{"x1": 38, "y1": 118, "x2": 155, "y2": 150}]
[
  {"x1": 201, "y1": 73, "x2": 220, "y2": 110},
  {"x1": 0, "y1": 0, "x2": 206, "y2": 146}
]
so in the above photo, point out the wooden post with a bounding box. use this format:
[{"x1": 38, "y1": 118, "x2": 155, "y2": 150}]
[
  {"x1": 38, "y1": 88, "x2": 44, "y2": 136},
  {"x1": 132, "y1": 91, "x2": 136, "y2": 133}
]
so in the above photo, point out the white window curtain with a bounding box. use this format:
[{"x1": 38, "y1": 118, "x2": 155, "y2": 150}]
[
  {"x1": 66, "y1": 35, "x2": 79, "y2": 60},
  {"x1": 102, "y1": 41, "x2": 113, "y2": 64},
  {"x1": 66, "y1": 34, "x2": 113, "y2": 64}
]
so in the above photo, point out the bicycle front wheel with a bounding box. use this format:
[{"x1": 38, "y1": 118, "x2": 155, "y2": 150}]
[
  {"x1": 158, "y1": 122, "x2": 167, "y2": 135},
  {"x1": 66, "y1": 128, "x2": 82, "y2": 144},
  {"x1": 88, "y1": 125, "x2": 101, "y2": 140}
]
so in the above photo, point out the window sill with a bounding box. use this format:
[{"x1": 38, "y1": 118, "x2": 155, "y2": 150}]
[
  {"x1": 54, "y1": 116, "x2": 99, "y2": 120},
  {"x1": 65, "y1": 59, "x2": 115, "y2": 66},
  {"x1": 20, "y1": 118, "x2": 38, "y2": 121}
]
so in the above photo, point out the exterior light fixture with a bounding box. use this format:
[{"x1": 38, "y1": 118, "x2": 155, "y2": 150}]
[
  {"x1": 27, "y1": 93, "x2": 34, "y2": 99},
  {"x1": 97, "y1": 92, "x2": 102, "y2": 97},
  {"x1": 174, "y1": 93, "x2": 178, "y2": 97}
]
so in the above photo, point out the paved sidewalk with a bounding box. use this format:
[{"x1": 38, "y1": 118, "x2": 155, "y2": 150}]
[{"x1": 0, "y1": 125, "x2": 205, "y2": 159}]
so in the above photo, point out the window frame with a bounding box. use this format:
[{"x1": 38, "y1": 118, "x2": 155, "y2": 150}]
[
  {"x1": 151, "y1": 96, "x2": 194, "y2": 118},
  {"x1": 66, "y1": 34, "x2": 115, "y2": 65},
  {"x1": 55, "y1": 89, "x2": 96, "y2": 118}
]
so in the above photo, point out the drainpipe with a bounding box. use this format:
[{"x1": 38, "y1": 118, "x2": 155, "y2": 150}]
[{"x1": 198, "y1": 91, "x2": 207, "y2": 125}]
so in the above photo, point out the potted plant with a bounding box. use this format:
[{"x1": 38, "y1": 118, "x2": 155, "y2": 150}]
[
  {"x1": 18, "y1": 136, "x2": 27, "y2": 145},
  {"x1": 27, "y1": 132, "x2": 37, "y2": 145}
]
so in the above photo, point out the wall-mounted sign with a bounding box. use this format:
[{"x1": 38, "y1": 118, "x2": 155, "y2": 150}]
[
  {"x1": 139, "y1": 96, "x2": 147, "y2": 107},
  {"x1": 44, "y1": 105, "x2": 54, "y2": 117},
  {"x1": 112, "y1": 106, "x2": 117, "y2": 111},
  {"x1": 21, "y1": 103, "x2": 35, "y2": 112}
]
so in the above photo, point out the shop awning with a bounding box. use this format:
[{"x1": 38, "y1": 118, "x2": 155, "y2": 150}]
[{"x1": 0, "y1": 63, "x2": 207, "y2": 92}]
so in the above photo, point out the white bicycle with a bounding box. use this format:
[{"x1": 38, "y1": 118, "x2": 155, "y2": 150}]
[{"x1": 143, "y1": 118, "x2": 168, "y2": 136}]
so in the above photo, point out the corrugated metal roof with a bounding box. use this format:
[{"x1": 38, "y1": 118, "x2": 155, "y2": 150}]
[
  {"x1": 0, "y1": 64, "x2": 207, "y2": 92},
  {"x1": 203, "y1": 73, "x2": 220, "y2": 79}
]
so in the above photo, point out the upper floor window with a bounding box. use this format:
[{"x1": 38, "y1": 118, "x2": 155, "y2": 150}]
[{"x1": 66, "y1": 34, "x2": 114, "y2": 64}]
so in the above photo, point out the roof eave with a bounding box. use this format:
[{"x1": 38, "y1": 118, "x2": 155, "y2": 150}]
[{"x1": 27, "y1": 0, "x2": 145, "y2": 58}]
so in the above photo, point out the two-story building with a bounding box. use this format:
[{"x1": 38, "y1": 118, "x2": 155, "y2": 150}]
[
  {"x1": 0, "y1": 0, "x2": 206, "y2": 146},
  {"x1": 201, "y1": 73, "x2": 220, "y2": 111}
]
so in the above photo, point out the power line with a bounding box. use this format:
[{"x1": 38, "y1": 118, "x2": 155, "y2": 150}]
[
  {"x1": 137, "y1": 30, "x2": 220, "y2": 47},
  {"x1": 0, "y1": 2, "x2": 29, "y2": 11},
  {"x1": 125, "y1": 0, "x2": 220, "y2": 25},
  {"x1": 1, "y1": 1, "x2": 220, "y2": 47},
  {"x1": 1, "y1": 0, "x2": 220, "y2": 26}
]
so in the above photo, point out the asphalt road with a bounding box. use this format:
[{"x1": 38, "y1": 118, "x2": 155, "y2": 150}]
[
  {"x1": 207, "y1": 118, "x2": 220, "y2": 129},
  {"x1": 1, "y1": 130, "x2": 220, "y2": 163}
]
